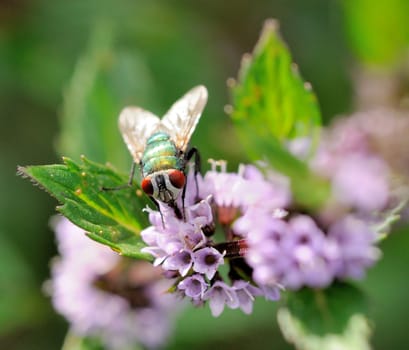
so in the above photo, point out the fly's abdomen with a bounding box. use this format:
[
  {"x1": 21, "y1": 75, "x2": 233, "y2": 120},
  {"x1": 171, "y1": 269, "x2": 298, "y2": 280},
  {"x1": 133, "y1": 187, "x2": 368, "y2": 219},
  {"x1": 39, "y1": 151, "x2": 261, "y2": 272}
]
[{"x1": 141, "y1": 132, "x2": 181, "y2": 176}]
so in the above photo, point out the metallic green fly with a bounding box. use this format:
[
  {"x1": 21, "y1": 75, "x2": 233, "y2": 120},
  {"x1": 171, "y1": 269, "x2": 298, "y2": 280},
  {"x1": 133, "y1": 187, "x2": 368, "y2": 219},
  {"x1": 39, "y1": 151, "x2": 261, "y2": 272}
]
[{"x1": 118, "y1": 85, "x2": 208, "y2": 219}]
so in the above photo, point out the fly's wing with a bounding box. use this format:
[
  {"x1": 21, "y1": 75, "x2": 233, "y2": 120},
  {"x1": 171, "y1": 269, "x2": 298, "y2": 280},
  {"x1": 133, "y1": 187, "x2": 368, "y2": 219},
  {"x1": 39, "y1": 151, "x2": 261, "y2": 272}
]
[
  {"x1": 161, "y1": 85, "x2": 208, "y2": 152},
  {"x1": 118, "y1": 107, "x2": 161, "y2": 163}
]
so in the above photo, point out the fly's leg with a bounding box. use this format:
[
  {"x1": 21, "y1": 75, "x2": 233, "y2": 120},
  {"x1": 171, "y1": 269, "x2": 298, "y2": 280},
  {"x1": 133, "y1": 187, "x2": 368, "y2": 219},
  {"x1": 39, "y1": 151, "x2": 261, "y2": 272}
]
[
  {"x1": 181, "y1": 184, "x2": 188, "y2": 221},
  {"x1": 150, "y1": 197, "x2": 182, "y2": 228},
  {"x1": 149, "y1": 196, "x2": 166, "y2": 228},
  {"x1": 101, "y1": 162, "x2": 137, "y2": 191},
  {"x1": 185, "y1": 146, "x2": 201, "y2": 197},
  {"x1": 169, "y1": 200, "x2": 183, "y2": 221},
  {"x1": 181, "y1": 147, "x2": 201, "y2": 219}
]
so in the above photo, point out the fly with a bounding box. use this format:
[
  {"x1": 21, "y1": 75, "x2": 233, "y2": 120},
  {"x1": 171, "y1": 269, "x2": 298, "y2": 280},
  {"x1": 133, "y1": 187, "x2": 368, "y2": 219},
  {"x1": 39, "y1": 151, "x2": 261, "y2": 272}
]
[{"x1": 107, "y1": 85, "x2": 208, "y2": 220}]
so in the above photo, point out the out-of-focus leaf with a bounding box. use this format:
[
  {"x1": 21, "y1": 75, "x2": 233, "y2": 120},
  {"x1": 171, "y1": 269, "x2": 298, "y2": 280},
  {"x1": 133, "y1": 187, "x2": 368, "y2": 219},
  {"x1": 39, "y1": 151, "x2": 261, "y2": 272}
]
[
  {"x1": 230, "y1": 19, "x2": 321, "y2": 145},
  {"x1": 278, "y1": 283, "x2": 372, "y2": 350},
  {"x1": 18, "y1": 157, "x2": 151, "y2": 260},
  {"x1": 58, "y1": 22, "x2": 156, "y2": 171},
  {"x1": 168, "y1": 298, "x2": 283, "y2": 350},
  {"x1": 61, "y1": 329, "x2": 145, "y2": 350},
  {"x1": 254, "y1": 137, "x2": 330, "y2": 209},
  {"x1": 61, "y1": 330, "x2": 105, "y2": 350},
  {"x1": 230, "y1": 19, "x2": 329, "y2": 209},
  {"x1": 342, "y1": 0, "x2": 409, "y2": 67},
  {"x1": 0, "y1": 233, "x2": 48, "y2": 334}
]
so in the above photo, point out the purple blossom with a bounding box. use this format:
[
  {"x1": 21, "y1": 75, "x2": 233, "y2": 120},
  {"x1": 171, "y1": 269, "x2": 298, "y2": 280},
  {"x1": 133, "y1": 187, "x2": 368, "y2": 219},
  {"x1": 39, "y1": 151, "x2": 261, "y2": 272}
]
[
  {"x1": 243, "y1": 164, "x2": 292, "y2": 211},
  {"x1": 309, "y1": 113, "x2": 395, "y2": 215},
  {"x1": 281, "y1": 216, "x2": 336, "y2": 289},
  {"x1": 332, "y1": 155, "x2": 390, "y2": 212},
  {"x1": 50, "y1": 217, "x2": 180, "y2": 349},
  {"x1": 203, "y1": 281, "x2": 239, "y2": 317},
  {"x1": 178, "y1": 274, "x2": 208, "y2": 299},
  {"x1": 163, "y1": 250, "x2": 193, "y2": 276},
  {"x1": 328, "y1": 215, "x2": 381, "y2": 279},
  {"x1": 232, "y1": 281, "x2": 261, "y2": 314},
  {"x1": 139, "y1": 161, "x2": 290, "y2": 317},
  {"x1": 238, "y1": 206, "x2": 381, "y2": 291},
  {"x1": 234, "y1": 211, "x2": 288, "y2": 286},
  {"x1": 318, "y1": 109, "x2": 409, "y2": 179},
  {"x1": 200, "y1": 161, "x2": 291, "y2": 223},
  {"x1": 192, "y1": 247, "x2": 224, "y2": 280},
  {"x1": 259, "y1": 284, "x2": 282, "y2": 301},
  {"x1": 187, "y1": 195, "x2": 214, "y2": 227},
  {"x1": 200, "y1": 160, "x2": 243, "y2": 210},
  {"x1": 139, "y1": 148, "x2": 393, "y2": 316}
]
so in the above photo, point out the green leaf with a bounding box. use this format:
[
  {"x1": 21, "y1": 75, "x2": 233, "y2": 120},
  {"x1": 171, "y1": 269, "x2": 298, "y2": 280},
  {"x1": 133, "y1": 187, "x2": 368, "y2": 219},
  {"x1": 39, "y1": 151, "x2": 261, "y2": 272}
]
[
  {"x1": 230, "y1": 19, "x2": 321, "y2": 144},
  {"x1": 278, "y1": 283, "x2": 372, "y2": 350},
  {"x1": 18, "y1": 156, "x2": 151, "y2": 260},
  {"x1": 342, "y1": 0, "x2": 409, "y2": 67},
  {"x1": 230, "y1": 19, "x2": 330, "y2": 209},
  {"x1": 58, "y1": 21, "x2": 156, "y2": 171}
]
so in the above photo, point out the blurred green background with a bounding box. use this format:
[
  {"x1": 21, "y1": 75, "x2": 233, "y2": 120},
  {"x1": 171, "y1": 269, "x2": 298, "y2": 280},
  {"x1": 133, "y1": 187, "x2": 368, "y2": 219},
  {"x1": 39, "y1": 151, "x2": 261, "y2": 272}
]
[{"x1": 1, "y1": 0, "x2": 409, "y2": 349}]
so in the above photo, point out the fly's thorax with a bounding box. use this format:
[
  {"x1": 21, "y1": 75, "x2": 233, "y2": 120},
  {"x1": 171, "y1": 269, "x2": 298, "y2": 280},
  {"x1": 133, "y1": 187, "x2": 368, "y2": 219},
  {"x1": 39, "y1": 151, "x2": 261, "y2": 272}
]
[
  {"x1": 141, "y1": 131, "x2": 183, "y2": 177},
  {"x1": 141, "y1": 169, "x2": 186, "y2": 204}
]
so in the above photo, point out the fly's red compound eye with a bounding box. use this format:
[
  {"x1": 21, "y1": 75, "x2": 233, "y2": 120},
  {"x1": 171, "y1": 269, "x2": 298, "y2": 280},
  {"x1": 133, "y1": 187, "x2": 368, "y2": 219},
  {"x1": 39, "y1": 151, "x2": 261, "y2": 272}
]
[
  {"x1": 168, "y1": 169, "x2": 185, "y2": 189},
  {"x1": 141, "y1": 177, "x2": 154, "y2": 196}
]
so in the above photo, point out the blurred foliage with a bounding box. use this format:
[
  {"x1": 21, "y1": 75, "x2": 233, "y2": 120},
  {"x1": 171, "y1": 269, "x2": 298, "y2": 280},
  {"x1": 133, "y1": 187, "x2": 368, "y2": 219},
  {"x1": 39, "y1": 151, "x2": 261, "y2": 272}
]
[
  {"x1": 342, "y1": 0, "x2": 409, "y2": 68},
  {"x1": 281, "y1": 283, "x2": 370, "y2": 347},
  {"x1": 231, "y1": 20, "x2": 330, "y2": 210},
  {"x1": 57, "y1": 22, "x2": 148, "y2": 170},
  {"x1": 0, "y1": 234, "x2": 49, "y2": 334},
  {"x1": 2, "y1": 0, "x2": 409, "y2": 349},
  {"x1": 61, "y1": 331, "x2": 109, "y2": 350},
  {"x1": 278, "y1": 309, "x2": 371, "y2": 350}
]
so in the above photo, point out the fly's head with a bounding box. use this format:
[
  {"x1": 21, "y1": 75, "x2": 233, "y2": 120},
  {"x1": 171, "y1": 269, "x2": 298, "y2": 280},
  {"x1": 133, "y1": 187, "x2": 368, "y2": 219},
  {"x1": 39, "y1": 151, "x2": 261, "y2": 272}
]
[{"x1": 141, "y1": 169, "x2": 186, "y2": 204}]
